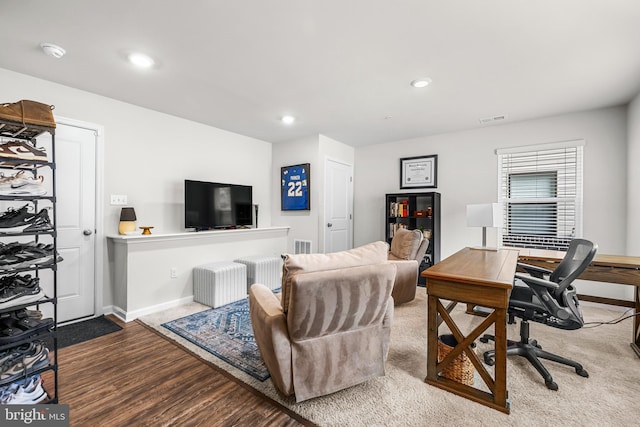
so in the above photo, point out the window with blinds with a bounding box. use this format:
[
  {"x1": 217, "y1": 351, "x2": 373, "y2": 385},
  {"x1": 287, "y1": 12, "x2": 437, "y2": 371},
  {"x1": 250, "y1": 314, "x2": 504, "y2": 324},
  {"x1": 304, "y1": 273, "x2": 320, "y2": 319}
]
[{"x1": 496, "y1": 141, "x2": 583, "y2": 251}]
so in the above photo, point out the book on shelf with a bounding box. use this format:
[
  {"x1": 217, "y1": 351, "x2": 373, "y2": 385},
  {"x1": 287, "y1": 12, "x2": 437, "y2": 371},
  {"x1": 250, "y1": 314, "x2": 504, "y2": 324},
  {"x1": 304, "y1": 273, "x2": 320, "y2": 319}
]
[
  {"x1": 389, "y1": 222, "x2": 408, "y2": 238},
  {"x1": 389, "y1": 201, "x2": 409, "y2": 218}
]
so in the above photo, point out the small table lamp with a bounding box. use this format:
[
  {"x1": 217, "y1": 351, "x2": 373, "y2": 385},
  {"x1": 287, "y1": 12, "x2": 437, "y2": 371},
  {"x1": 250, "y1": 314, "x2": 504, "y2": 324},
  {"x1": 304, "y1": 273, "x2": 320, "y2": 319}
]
[
  {"x1": 119, "y1": 207, "x2": 137, "y2": 235},
  {"x1": 467, "y1": 203, "x2": 501, "y2": 250}
]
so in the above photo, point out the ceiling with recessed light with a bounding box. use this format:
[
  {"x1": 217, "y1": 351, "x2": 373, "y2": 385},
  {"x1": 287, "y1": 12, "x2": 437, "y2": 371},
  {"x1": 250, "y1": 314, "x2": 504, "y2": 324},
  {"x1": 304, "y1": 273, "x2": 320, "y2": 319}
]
[{"x1": 1, "y1": 0, "x2": 640, "y2": 147}]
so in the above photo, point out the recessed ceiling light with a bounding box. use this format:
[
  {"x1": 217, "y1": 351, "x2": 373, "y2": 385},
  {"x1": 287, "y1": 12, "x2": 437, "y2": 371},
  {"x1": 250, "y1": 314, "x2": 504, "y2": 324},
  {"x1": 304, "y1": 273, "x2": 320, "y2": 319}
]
[
  {"x1": 40, "y1": 43, "x2": 66, "y2": 59},
  {"x1": 128, "y1": 52, "x2": 155, "y2": 68},
  {"x1": 281, "y1": 115, "x2": 295, "y2": 125},
  {"x1": 410, "y1": 78, "x2": 432, "y2": 88}
]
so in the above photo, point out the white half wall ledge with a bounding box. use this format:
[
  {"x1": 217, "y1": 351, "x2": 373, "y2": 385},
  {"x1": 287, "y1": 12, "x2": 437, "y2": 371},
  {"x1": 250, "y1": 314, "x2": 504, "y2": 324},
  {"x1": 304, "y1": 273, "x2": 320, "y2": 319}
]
[
  {"x1": 107, "y1": 226, "x2": 290, "y2": 321},
  {"x1": 107, "y1": 226, "x2": 290, "y2": 245}
]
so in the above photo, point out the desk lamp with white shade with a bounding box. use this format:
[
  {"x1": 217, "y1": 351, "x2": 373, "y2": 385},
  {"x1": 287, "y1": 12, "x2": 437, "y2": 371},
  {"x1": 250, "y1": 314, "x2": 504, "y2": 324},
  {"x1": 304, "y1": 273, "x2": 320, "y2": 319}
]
[{"x1": 467, "y1": 203, "x2": 501, "y2": 250}]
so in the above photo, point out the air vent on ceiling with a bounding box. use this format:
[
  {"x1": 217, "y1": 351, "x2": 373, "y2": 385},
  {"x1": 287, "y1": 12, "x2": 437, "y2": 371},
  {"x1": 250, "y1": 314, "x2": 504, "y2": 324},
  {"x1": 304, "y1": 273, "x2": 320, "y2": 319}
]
[{"x1": 479, "y1": 114, "x2": 507, "y2": 124}]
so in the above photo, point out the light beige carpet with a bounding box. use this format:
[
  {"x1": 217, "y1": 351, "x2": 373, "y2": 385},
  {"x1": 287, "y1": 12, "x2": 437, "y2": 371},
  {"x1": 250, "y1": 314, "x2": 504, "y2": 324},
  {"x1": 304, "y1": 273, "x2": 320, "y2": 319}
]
[{"x1": 140, "y1": 290, "x2": 640, "y2": 426}]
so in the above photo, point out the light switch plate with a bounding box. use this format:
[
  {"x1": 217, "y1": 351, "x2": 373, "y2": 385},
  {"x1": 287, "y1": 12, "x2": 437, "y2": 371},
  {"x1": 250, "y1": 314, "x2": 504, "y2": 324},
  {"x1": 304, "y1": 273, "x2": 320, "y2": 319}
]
[{"x1": 110, "y1": 194, "x2": 128, "y2": 205}]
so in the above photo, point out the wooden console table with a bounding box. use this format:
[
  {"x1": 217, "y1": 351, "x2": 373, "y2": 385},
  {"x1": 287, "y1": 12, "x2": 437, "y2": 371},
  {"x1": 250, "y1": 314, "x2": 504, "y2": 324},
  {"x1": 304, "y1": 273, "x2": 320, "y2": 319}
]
[
  {"x1": 422, "y1": 247, "x2": 519, "y2": 413},
  {"x1": 516, "y1": 249, "x2": 640, "y2": 357}
]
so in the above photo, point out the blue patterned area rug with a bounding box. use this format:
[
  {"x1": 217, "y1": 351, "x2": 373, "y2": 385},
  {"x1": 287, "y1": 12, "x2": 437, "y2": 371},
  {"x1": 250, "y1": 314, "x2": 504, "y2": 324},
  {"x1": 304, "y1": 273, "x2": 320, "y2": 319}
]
[{"x1": 162, "y1": 297, "x2": 269, "y2": 381}]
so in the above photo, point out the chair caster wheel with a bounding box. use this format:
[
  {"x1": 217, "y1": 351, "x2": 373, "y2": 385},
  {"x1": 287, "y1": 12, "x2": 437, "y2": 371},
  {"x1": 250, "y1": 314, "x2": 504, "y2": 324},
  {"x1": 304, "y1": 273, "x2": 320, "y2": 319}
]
[
  {"x1": 479, "y1": 336, "x2": 489, "y2": 343},
  {"x1": 545, "y1": 381, "x2": 558, "y2": 391},
  {"x1": 483, "y1": 355, "x2": 495, "y2": 366},
  {"x1": 576, "y1": 368, "x2": 589, "y2": 377}
]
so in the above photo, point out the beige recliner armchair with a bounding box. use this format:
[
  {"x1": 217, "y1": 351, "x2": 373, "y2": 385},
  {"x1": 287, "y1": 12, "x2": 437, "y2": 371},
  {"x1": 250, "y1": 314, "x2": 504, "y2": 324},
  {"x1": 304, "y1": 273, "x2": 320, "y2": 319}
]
[
  {"x1": 387, "y1": 228, "x2": 429, "y2": 304},
  {"x1": 248, "y1": 241, "x2": 396, "y2": 402}
]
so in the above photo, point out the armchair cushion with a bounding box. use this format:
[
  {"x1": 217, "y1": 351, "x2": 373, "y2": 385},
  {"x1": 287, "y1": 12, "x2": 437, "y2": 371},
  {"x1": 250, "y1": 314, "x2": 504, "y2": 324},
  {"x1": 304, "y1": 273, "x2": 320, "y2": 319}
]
[
  {"x1": 389, "y1": 228, "x2": 423, "y2": 260},
  {"x1": 281, "y1": 240, "x2": 389, "y2": 313}
]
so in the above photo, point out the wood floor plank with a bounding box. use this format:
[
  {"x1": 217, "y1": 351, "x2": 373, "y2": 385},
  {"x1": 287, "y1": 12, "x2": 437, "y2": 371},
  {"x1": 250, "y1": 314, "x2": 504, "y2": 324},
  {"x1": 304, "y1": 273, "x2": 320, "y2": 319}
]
[{"x1": 46, "y1": 317, "x2": 311, "y2": 427}]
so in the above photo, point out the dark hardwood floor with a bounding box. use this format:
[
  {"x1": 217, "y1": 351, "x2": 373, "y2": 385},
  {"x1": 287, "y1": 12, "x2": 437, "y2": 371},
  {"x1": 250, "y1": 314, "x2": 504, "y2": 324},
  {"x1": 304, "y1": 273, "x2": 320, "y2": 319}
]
[{"x1": 47, "y1": 316, "x2": 311, "y2": 427}]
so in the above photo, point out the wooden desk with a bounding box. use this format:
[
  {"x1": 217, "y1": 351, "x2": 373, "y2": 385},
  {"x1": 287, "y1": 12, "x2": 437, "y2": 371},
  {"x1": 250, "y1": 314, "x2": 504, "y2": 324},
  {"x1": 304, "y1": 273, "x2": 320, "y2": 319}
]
[
  {"x1": 422, "y1": 247, "x2": 519, "y2": 414},
  {"x1": 516, "y1": 249, "x2": 640, "y2": 357}
]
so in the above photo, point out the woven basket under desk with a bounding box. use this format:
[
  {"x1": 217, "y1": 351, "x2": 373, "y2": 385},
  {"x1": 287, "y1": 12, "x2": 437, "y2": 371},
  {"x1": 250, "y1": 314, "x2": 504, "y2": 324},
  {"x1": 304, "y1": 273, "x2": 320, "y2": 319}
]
[{"x1": 437, "y1": 334, "x2": 475, "y2": 386}]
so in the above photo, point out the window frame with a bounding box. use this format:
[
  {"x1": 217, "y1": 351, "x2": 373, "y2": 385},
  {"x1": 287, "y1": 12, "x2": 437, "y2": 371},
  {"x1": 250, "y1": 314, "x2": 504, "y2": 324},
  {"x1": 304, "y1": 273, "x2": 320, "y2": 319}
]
[{"x1": 496, "y1": 140, "x2": 584, "y2": 251}]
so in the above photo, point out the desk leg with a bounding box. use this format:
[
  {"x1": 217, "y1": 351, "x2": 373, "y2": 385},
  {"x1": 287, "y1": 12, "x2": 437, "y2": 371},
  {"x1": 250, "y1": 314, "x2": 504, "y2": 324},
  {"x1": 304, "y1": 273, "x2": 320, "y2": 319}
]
[
  {"x1": 425, "y1": 296, "x2": 510, "y2": 414},
  {"x1": 493, "y1": 306, "x2": 509, "y2": 408},
  {"x1": 633, "y1": 287, "x2": 640, "y2": 358},
  {"x1": 426, "y1": 294, "x2": 438, "y2": 383}
]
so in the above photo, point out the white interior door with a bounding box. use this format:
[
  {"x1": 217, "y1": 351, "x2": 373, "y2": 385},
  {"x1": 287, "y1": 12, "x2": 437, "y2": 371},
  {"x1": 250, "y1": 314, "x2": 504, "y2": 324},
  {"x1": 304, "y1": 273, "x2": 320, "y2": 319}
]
[
  {"x1": 324, "y1": 159, "x2": 353, "y2": 253},
  {"x1": 41, "y1": 122, "x2": 97, "y2": 324}
]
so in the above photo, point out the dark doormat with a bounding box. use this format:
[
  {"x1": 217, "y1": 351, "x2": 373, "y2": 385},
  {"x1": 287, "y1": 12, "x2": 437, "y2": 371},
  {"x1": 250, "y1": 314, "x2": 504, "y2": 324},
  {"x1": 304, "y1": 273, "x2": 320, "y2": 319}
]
[{"x1": 57, "y1": 315, "x2": 123, "y2": 348}]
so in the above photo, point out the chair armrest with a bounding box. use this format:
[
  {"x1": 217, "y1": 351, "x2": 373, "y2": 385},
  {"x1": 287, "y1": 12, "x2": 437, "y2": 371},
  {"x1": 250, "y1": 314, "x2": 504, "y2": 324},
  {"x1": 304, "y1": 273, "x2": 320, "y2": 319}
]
[
  {"x1": 517, "y1": 262, "x2": 553, "y2": 278},
  {"x1": 514, "y1": 273, "x2": 559, "y2": 291},
  {"x1": 248, "y1": 284, "x2": 293, "y2": 396},
  {"x1": 513, "y1": 274, "x2": 573, "y2": 321}
]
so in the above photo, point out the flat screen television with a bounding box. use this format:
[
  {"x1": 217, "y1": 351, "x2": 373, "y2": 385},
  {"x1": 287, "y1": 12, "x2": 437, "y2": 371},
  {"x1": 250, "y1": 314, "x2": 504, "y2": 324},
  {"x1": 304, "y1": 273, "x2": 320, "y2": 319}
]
[{"x1": 185, "y1": 180, "x2": 253, "y2": 230}]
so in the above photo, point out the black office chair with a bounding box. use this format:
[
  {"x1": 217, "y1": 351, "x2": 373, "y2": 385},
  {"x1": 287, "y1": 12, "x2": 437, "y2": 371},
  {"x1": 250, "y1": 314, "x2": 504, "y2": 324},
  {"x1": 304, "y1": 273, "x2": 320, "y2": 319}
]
[{"x1": 481, "y1": 238, "x2": 598, "y2": 390}]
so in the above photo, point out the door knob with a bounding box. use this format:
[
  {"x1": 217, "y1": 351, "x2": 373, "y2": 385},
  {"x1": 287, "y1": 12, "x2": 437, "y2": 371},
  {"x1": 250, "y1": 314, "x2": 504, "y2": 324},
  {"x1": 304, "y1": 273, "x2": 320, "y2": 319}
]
[
  {"x1": 327, "y1": 223, "x2": 333, "y2": 227},
  {"x1": 83, "y1": 229, "x2": 93, "y2": 236}
]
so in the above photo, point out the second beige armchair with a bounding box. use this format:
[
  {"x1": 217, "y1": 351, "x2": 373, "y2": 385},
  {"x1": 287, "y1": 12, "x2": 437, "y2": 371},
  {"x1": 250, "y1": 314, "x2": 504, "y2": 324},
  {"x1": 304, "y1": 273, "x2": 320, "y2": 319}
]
[
  {"x1": 388, "y1": 228, "x2": 429, "y2": 304},
  {"x1": 249, "y1": 241, "x2": 396, "y2": 402}
]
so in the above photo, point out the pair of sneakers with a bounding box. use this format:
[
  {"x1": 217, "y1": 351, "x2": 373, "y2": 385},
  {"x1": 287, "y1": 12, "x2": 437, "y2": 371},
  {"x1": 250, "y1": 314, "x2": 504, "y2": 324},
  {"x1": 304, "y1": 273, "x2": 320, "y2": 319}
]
[
  {"x1": 0, "y1": 204, "x2": 52, "y2": 233},
  {"x1": 0, "y1": 171, "x2": 46, "y2": 196},
  {"x1": 0, "y1": 274, "x2": 44, "y2": 309},
  {"x1": 0, "y1": 140, "x2": 48, "y2": 162},
  {"x1": 0, "y1": 341, "x2": 50, "y2": 386},
  {"x1": 0, "y1": 242, "x2": 63, "y2": 272},
  {"x1": 0, "y1": 374, "x2": 47, "y2": 404}
]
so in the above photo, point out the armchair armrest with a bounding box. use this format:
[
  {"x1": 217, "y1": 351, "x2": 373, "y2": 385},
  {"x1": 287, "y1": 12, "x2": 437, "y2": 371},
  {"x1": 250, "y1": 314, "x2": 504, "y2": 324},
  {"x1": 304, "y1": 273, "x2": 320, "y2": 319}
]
[
  {"x1": 248, "y1": 284, "x2": 293, "y2": 396},
  {"x1": 517, "y1": 262, "x2": 553, "y2": 278},
  {"x1": 388, "y1": 259, "x2": 418, "y2": 305}
]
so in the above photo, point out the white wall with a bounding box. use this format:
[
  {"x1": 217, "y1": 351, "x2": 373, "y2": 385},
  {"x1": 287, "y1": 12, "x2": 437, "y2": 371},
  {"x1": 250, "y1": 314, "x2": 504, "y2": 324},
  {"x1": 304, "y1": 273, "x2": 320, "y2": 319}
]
[
  {"x1": 271, "y1": 134, "x2": 354, "y2": 253},
  {"x1": 271, "y1": 135, "x2": 319, "y2": 252},
  {"x1": 627, "y1": 93, "x2": 640, "y2": 256},
  {"x1": 354, "y1": 106, "x2": 630, "y2": 300},
  {"x1": 0, "y1": 67, "x2": 274, "y2": 308}
]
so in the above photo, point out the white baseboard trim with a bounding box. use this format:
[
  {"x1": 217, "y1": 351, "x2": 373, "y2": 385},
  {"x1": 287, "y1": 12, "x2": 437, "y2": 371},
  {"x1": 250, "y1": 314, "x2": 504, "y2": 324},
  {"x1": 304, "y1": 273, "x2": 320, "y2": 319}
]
[
  {"x1": 579, "y1": 299, "x2": 630, "y2": 312},
  {"x1": 106, "y1": 296, "x2": 194, "y2": 322},
  {"x1": 102, "y1": 305, "x2": 115, "y2": 316}
]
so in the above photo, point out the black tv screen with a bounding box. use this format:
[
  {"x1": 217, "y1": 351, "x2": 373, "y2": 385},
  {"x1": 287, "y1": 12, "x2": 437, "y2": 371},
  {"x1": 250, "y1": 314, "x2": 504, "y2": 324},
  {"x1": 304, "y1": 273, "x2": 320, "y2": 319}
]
[{"x1": 185, "y1": 180, "x2": 253, "y2": 230}]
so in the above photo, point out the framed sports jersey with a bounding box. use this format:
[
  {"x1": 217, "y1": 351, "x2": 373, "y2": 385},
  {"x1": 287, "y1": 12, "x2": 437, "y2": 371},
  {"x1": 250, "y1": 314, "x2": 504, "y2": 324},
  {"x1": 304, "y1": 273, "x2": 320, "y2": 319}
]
[{"x1": 281, "y1": 163, "x2": 310, "y2": 210}]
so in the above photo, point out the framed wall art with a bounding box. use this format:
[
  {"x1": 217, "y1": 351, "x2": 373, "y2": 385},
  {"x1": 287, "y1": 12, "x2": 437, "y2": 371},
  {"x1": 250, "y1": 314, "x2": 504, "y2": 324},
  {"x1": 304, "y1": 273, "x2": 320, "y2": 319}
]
[
  {"x1": 281, "y1": 163, "x2": 310, "y2": 210},
  {"x1": 400, "y1": 155, "x2": 438, "y2": 189}
]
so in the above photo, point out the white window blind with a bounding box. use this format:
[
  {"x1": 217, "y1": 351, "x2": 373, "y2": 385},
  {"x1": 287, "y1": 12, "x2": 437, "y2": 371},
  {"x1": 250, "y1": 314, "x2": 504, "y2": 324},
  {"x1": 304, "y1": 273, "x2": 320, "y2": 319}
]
[{"x1": 497, "y1": 141, "x2": 583, "y2": 251}]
